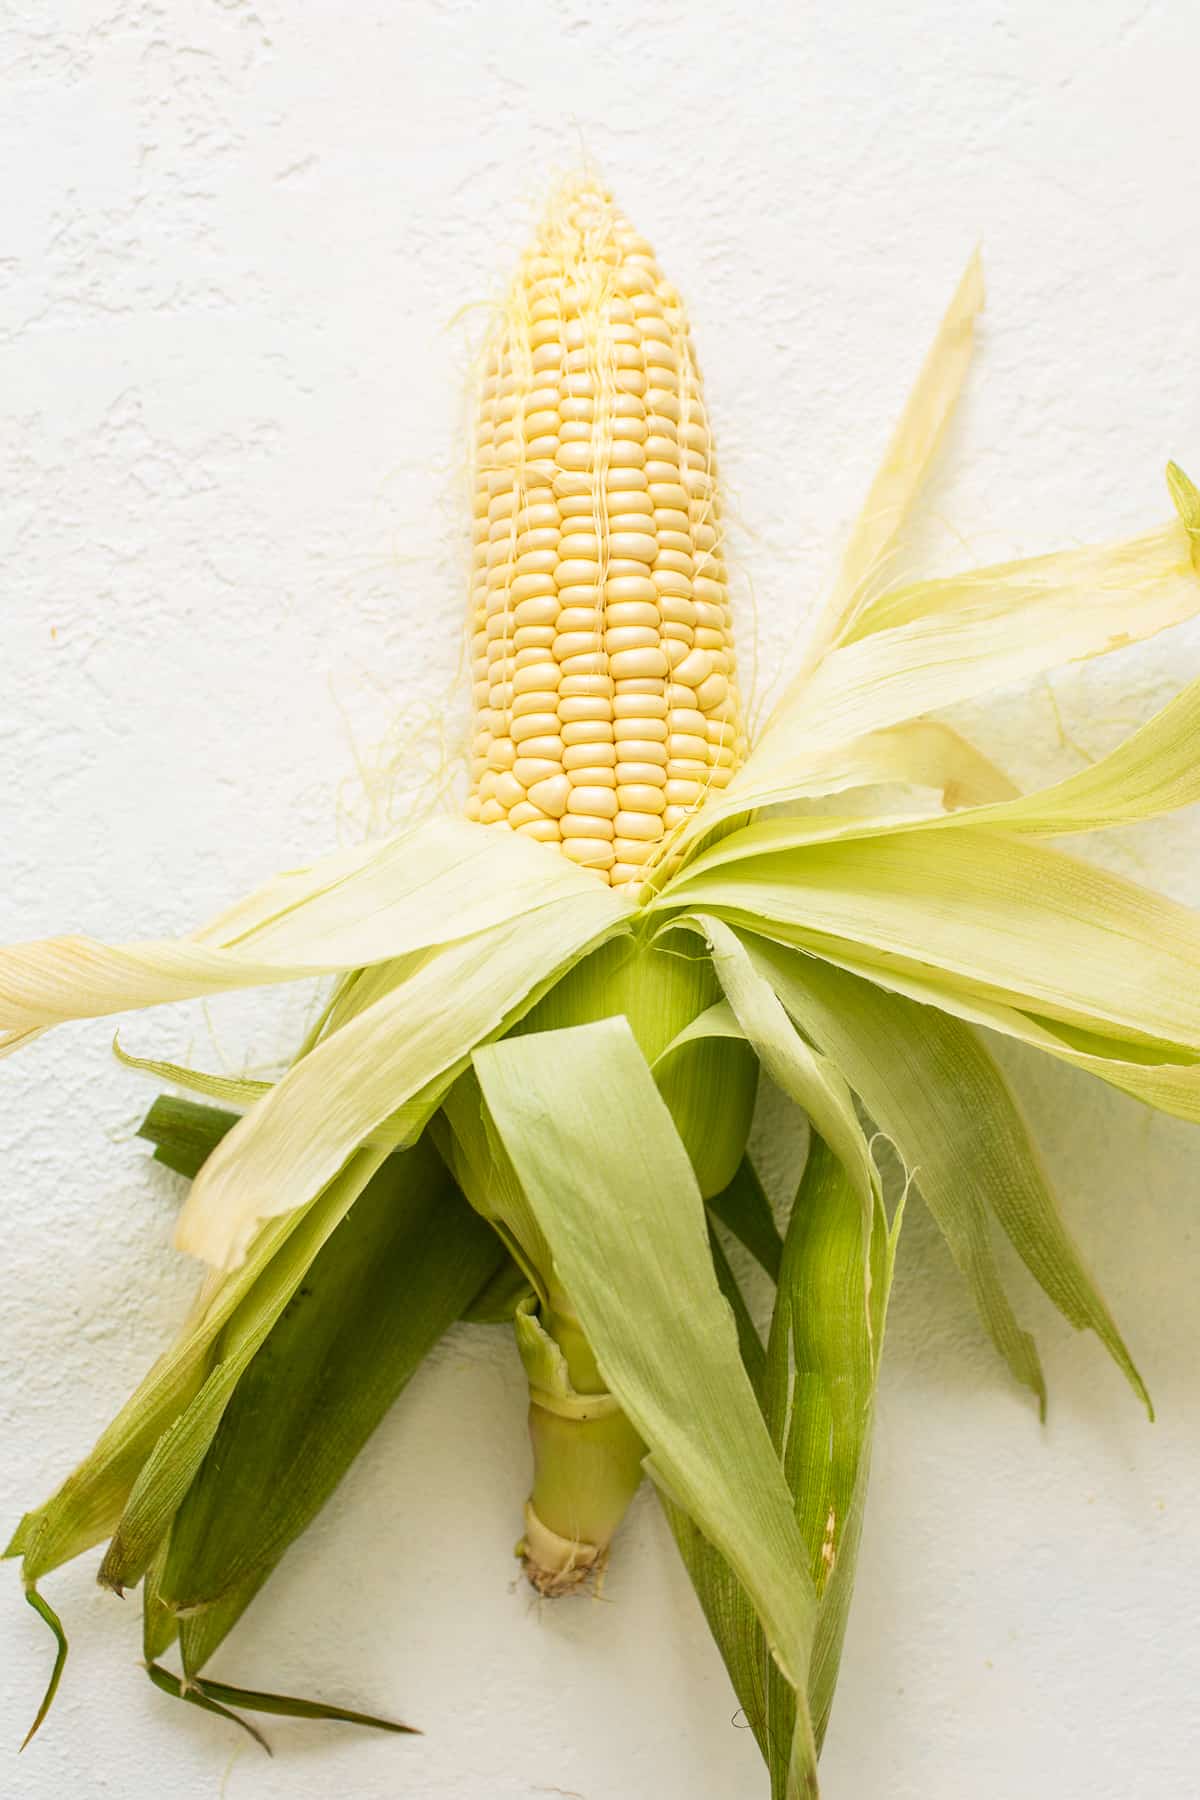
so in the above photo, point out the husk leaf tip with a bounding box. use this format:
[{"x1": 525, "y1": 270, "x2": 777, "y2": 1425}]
[
  {"x1": 19, "y1": 1587, "x2": 68, "y2": 1751},
  {"x1": 1166, "y1": 462, "x2": 1200, "y2": 567}
]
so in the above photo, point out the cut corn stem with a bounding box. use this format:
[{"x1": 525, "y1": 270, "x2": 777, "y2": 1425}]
[{"x1": 517, "y1": 1291, "x2": 645, "y2": 1594}]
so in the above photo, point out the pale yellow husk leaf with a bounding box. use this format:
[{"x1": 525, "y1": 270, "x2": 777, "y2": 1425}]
[
  {"x1": 656, "y1": 828, "x2": 1200, "y2": 1050},
  {"x1": 660, "y1": 717, "x2": 1020, "y2": 870},
  {"x1": 791, "y1": 521, "x2": 1196, "y2": 749},
  {"x1": 0, "y1": 817, "x2": 609, "y2": 1051},
  {"x1": 662, "y1": 661, "x2": 1200, "y2": 874},
  {"x1": 671, "y1": 513, "x2": 1199, "y2": 862},
  {"x1": 800, "y1": 249, "x2": 985, "y2": 674}
]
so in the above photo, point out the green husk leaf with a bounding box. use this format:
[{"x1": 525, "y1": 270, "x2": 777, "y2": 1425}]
[
  {"x1": 143, "y1": 1662, "x2": 271, "y2": 1753},
  {"x1": 437, "y1": 1067, "x2": 552, "y2": 1289},
  {"x1": 474, "y1": 1017, "x2": 821, "y2": 1796},
  {"x1": 142, "y1": 1537, "x2": 176, "y2": 1662},
  {"x1": 663, "y1": 717, "x2": 1018, "y2": 868},
  {"x1": 98, "y1": 1145, "x2": 392, "y2": 1592},
  {"x1": 163, "y1": 1136, "x2": 501, "y2": 1649},
  {"x1": 770, "y1": 1138, "x2": 901, "y2": 1752},
  {"x1": 662, "y1": 475, "x2": 1199, "y2": 861},
  {"x1": 740, "y1": 931, "x2": 1149, "y2": 1410},
  {"x1": 833, "y1": 510, "x2": 1196, "y2": 667},
  {"x1": 665, "y1": 251, "x2": 986, "y2": 868},
  {"x1": 742, "y1": 922, "x2": 1200, "y2": 1126},
  {"x1": 667, "y1": 1135, "x2": 902, "y2": 1792},
  {"x1": 928, "y1": 669, "x2": 1200, "y2": 837},
  {"x1": 136, "y1": 1092, "x2": 526, "y2": 1321},
  {"x1": 709, "y1": 1226, "x2": 767, "y2": 1399},
  {"x1": 663, "y1": 1499, "x2": 769, "y2": 1757},
  {"x1": 652, "y1": 1018, "x2": 759, "y2": 1204},
  {"x1": 438, "y1": 934, "x2": 759, "y2": 1294},
  {"x1": 171, "y1": 1669, "x2": 416, "y2": 1732},
  {"x1": 137, "y1": 1095, "x2": 242, "y2": 1180},
  {"x1": 690, "y1": 916, "x2": 880, "y2": 1272},
  {"x1": 707, "y1": 1154, "x2": 783, "y2": 1283},
  {"x1": 99, "y1": 1361, "x2": 251, "y2": 1594},
  {"x1": 459, "y1": 1254, "x2": 534, "y2": 1323},
  {"x1": 18, "y1": 1588, "x2": 68, "y2": 1751},
  {"x1": 8, "y1": 1142, "x2": 385, "y2": 1586},
  {"x1": 511, "y1": 931, "x2": 758, "y2": 1204},
  {"x1": 652, "y1": 998, "x2": 745, "y2": 1059},
  {"x1": 733, "y1": 920, "x2": 1040, "y2": 1407}
]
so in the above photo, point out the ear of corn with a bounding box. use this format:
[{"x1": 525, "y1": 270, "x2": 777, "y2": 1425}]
[
  {"x1": 466, "y1": 177, "x2": 747, "y2": 887},
  {"x1": 459, "y1": 182, "x2": 760, "y2": 1579},
  {"x1": 3, "y1": 168, "x2": 1200, "y2": 1798}
]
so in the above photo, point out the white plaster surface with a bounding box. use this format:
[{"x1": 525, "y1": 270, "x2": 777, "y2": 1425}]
[{"x1": 2, "y1": 4, "x2": 1198, "y2": 1796}]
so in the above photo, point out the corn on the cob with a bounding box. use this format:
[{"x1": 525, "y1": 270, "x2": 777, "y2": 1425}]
[
  {"x1": 5, "y1": 159, "x2": 1200, "y2": 1798},
  {"x1": 463, "y1": 183, "x2": 759, "y2": 1584},
  {"x1": 465, "y1": 176, "x2": 748, "y2": 884}
]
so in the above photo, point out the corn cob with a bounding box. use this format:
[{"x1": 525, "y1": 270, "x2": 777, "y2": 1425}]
[{"x1": 465, "y1": 175, "x2": 748, "y2": 885}]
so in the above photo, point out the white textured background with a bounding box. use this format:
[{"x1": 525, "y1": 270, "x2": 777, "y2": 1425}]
[{"x1": 2, "y1": 4, "x2": 1198, "y2": 1797}]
